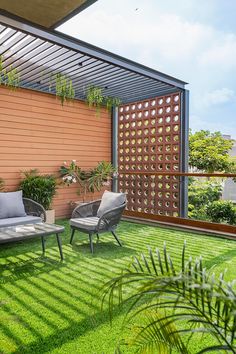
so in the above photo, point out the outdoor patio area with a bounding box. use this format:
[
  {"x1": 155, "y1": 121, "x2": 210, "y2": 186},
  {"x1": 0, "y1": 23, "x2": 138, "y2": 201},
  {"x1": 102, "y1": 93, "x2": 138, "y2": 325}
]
[
  {"x1": 0, "y1": 2, "x2": 236, "y2": 353},
  {"x1": 0, "y1": 220, "x2": 235, "y2": 354}
]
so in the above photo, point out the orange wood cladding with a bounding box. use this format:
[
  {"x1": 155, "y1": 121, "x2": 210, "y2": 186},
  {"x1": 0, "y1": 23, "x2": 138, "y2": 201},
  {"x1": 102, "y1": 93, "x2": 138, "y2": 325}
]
[{"x1": 0, "y1": 86, "x2": 111, "y2": 218}]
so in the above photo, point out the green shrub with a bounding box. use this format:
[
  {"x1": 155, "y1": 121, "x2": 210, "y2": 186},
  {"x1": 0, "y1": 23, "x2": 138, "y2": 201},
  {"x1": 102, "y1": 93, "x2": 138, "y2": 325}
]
[
  {"x1": 188, "y1": 178, "x2": 222, "y2": 220},
  {"x1": 188, "y1": 178, "x2": 222, "y2": 208},
  {"x1": 20, "y1": 170, "x2": 57, "y2": 210},
  {"x1": 206, "y1": 200, "x2": 236, "y2": 225}
]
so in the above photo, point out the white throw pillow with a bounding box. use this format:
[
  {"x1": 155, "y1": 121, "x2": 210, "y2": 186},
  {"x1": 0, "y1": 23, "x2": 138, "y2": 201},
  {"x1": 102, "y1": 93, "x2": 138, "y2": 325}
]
[
  {"x1": 97, "y1": 191, "x2": 126, "y2": 217},
  {"x1": 0, "y1": 190, "x2": 26, "y2": 219}
]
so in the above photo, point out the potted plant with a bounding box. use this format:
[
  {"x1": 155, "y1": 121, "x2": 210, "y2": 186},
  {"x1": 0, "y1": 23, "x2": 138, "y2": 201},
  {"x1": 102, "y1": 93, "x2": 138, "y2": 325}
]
[
  {"x1": 59, "y1": 160, "x2": 116, "y2": 203},
  {"x1": 20, "y1": 169, "x2": 58, "y2": 223}
]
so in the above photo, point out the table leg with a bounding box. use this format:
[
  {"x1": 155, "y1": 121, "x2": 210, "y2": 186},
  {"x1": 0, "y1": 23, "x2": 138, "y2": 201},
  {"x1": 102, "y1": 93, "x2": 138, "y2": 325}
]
[
  {"x1": 41, "y1": 236, "x2": 45, "y2": 254},
  {"x1": 56, "y1": 234, "x2": 64, "y2": 260}
]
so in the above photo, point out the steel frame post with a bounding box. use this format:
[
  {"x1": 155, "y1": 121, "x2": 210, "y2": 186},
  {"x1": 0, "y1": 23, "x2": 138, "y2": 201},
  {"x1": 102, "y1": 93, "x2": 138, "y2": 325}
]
[
  {"x1": 179, "y1": 89, "x2": 189, "y2": 218},
  {"x1": 112, "y1": 106, "x2": 118, "y2": 192}
]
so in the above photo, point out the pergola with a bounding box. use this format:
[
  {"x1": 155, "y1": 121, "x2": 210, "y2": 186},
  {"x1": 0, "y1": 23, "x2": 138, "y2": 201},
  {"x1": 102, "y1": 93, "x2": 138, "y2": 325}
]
[
  {"x1": 0, "y1": 11, "x2": 189, "y2": 220},
  {"x1": 0, "y1": 6, "x2": 235, "y2": 238}
]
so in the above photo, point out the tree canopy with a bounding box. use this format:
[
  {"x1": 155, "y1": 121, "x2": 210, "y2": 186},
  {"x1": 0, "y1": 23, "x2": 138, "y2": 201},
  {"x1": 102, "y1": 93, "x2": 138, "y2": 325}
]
[{"x1": 189, "y1": 130, "x2": 235, "y2": 173}]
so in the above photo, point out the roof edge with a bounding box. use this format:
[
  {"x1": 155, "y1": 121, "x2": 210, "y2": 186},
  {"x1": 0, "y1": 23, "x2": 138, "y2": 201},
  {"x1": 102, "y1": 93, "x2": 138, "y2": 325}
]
[{"x1": 50, "y1": 0, "x2": 98, "y2": 29}]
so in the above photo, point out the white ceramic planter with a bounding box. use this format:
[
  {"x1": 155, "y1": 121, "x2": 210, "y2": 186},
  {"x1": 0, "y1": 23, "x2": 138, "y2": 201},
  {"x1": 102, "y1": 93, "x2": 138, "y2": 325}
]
[{"x1": 45, "y1": 209, "x2": 55, "y2": 224}]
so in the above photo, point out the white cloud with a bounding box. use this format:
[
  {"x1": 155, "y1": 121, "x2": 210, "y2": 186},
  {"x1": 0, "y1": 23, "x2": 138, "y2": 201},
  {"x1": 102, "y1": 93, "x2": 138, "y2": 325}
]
[
  {"x1": 190, "y1": 114, "x2": 236, "y2": 138},
  {"x1": 201, "y1": 88, "x2": 235, "y2": 107},
  {"x1": 190, "y1": 114, "x2": 229, "y2": 133},
  {"x1": 58, "y1": 4, "x2": 236, "y2": 88},
  {"x1": 58, "y1": 0, "x2": 236, "y2": 138},
  {"x1": 199, "y1": 33, "x2": 236, "y2": 70}
]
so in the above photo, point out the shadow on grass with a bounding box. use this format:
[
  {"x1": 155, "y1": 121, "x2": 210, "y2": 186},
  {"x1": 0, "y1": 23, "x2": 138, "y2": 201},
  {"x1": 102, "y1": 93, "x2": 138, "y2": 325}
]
[
  {"x1": 72, "y1": 241, "x2": 136, "y2": 259},
  {"x1": 0, "y1": 256, "x2": 65, "y2": 284},
  {"x1": 9, "y1": 300, "x2": 127, "y2": 354}
]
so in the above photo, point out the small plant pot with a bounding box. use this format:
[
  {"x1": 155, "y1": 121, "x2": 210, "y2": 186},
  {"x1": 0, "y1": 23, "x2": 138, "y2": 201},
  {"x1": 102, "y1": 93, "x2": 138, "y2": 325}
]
[{"x1": 45, "y1": 209, "x2": 55, "y2": 224}]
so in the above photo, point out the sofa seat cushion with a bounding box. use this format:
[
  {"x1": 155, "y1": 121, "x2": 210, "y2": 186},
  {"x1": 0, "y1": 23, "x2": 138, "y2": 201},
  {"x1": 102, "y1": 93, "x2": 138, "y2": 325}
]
[
  {"x1": 0, "y1": 216, "x2": 42, "y2": 227},
  {"x1": 70, "y1": 217, "x2": 106, "y2": 231}
]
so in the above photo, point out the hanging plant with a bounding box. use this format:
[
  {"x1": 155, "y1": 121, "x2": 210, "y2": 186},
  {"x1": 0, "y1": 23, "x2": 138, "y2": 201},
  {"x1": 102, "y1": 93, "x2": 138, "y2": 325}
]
[
  {"x1": 0, "y1": 55, "x2": 20, "y2": 89},
  {"x1": 104, "y1": 96, "x2": 122, "y2": 112},
  {"x1": 86, "y1": 85, "x2": 121, "y2": 115},
  {"x1": 86, "y1": 85, "x2": 104, "y2": 115},
  {"x1": 55, "y1": 73, "x2": 75, "y2": 106}
]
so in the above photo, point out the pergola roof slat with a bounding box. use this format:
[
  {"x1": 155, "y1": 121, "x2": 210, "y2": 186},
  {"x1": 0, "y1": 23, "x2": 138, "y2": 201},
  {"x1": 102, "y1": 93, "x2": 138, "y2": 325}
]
[
  {"x1": 0, "y1": 32, "x2": 27, "y2": 55},
  {"x1": 0, "y1": 28, "x2": 17, "y2": 45},
  {"x1": 0, "y1": 13, "x2": 187, "y2": 103}
]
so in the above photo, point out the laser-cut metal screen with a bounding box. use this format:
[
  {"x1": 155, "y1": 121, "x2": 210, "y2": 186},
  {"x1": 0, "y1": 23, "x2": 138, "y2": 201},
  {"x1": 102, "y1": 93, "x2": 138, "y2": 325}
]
[{"x1": 118, "y1": 92, "x2": 181, "y2": 217}]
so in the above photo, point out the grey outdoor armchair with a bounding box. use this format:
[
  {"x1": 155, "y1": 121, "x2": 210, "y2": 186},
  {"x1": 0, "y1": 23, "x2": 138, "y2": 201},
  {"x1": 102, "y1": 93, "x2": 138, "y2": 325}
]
[
  {"x1": 23, "y1": 198, "x2": 46, "y2": 222},
  {"x1": 69, "y1": 192, "x2": 127, "y2": 253}
]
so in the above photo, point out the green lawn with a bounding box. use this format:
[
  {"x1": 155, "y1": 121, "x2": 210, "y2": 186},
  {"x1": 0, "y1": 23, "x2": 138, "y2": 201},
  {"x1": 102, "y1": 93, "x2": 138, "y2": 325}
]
[{"x1": 0, "y1": 220, "x2": 236, "y2": 354}]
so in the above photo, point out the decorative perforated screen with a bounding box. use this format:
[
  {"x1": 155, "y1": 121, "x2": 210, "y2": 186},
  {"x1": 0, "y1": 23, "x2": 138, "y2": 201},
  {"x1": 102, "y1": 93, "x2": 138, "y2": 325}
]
[{"x1": 118, "y1": 92, "x2": 181, "y2": 217}]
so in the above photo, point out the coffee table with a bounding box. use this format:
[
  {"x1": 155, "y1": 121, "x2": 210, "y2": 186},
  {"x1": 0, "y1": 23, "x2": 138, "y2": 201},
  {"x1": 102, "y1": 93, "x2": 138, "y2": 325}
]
[{"x1": 0, "y1": 223, "x2": 65, "y2": 260}]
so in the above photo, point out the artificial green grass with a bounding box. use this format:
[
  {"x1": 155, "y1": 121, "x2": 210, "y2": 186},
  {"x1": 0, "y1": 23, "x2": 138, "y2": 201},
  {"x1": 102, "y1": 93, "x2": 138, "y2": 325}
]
[{"x1": 0, "y1": 220, "x2": 236, "y2": 354}]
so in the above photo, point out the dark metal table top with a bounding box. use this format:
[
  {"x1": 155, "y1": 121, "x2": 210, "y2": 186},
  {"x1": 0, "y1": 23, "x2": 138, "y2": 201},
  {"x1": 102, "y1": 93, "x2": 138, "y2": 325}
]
[{"x1": 0, "y1": 223, "x2": 65, "y2": 244}]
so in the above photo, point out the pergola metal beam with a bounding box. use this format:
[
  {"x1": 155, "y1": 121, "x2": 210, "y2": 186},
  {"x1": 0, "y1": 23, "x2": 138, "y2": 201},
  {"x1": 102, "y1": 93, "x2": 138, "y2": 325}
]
[
  {"x1": 0, "y1": 13, "x2": 187, "y2": 89},
  {"x1": 0, "y1": 13, "x2": 187, "y2": 104}
]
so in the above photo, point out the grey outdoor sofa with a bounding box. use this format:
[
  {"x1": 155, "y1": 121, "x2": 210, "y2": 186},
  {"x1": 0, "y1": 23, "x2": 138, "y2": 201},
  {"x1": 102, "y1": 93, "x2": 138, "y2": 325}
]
[
  {"x1": 69, "y1": 191, "x2": 127, "y2": 253},
  {"x1": 0, "y1": 197, "x2": 46, "y2": 227}
]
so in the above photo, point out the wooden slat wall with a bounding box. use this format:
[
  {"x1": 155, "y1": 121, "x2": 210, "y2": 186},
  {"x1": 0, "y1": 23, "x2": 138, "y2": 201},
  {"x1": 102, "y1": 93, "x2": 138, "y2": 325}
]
[{"x1": 0, "y1": 86, "x2": 111, "y2": 218}]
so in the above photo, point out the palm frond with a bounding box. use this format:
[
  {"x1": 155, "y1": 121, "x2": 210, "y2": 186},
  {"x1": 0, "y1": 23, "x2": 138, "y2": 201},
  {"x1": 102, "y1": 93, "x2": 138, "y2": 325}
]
[{"x1": 103, "y1": 242, "x2": 236, "y2": 353}]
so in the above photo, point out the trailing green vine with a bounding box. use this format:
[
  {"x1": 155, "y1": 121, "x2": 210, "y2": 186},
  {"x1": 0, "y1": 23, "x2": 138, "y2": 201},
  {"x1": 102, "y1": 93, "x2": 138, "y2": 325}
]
[
  {"x1": 0, "y1": 55, "x2": 20, "y2": 89},
  {"x1": 86, "y1": 85, "x2": 104, "y2": 115},
  {"x1": 55, "y1": 73, "x2": 75, "y2": 105},
  {"x1": 105, "y1": 96, "x2": 121, "y2": 112},
  {"x1": 86, "y1": 85, "x2": 121, "y2": 115}
]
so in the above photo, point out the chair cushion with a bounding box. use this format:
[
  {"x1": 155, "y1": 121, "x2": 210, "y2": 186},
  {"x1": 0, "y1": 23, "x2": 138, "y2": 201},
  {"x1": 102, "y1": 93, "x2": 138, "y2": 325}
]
[
  {"x1": 0, "y1": 191, "x2": 26, "y2": 219},
  {"x1": 97, "y1": 191, "x2": 126, "y2": 217},
  {"x1": 70, "y1": 217, "x2": 105, "y2": 231},
  {"x1": 0, "y1": 216, "x2": 42, "y2": 227}
]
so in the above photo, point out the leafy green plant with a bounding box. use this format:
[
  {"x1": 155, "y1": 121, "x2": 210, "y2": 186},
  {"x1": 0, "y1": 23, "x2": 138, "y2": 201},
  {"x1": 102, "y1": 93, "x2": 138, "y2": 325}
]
[
  {"x1": 105, "y1": 96, "x2": 122, "y2": 112},
  {"x1": 0, "y1": 55, "x2": 20, "y2": 89},
  {"x1": 55, "y1": 73, "x2": 75, "y2": 105},
  {"x1": 103, "y1": 242, "x2": 236, "y2": 353},
  {"x1": 86, "y1": 85, "x2": 104, "y2": 114},
  {"x1": 206, "y1": 200, "x2": 236, "y2": 225},
  {"x1": 60, "y1": 160, "x2": 115, "y2": 201},
  {"x1": 59, "y1": 160, "x2": 89, "y2": 200},
  {"x1": 20, "y1": 169, "x2": 57, "y2": 210},
  {"x1": 188, "y1": 178, "x2": 236, "y2": 224},
  {"x1": 188, "y1": 178, "x2": 222, "y2": 209},
  {"x1": 188, "y1": 178, "x2": 222, "y2": 220},
  {"x1": 189, "y1": 130, "x2": 235, "y2": 173},
  {"x1": 0, "y1": 177, "x2": 5, "y2": 192},
  {"x1": 86, "y1": 85, "x2": 121, "y2": 115},
  {"x1": 87, "y1": 161, "x2": 116, "y2": 193}
]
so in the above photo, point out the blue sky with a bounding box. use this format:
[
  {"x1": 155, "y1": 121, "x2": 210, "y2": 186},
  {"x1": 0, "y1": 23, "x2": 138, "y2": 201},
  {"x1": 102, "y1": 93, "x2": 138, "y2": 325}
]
[{"x1": 58, "y1": 0, "x2": 236, "y2": 139}]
